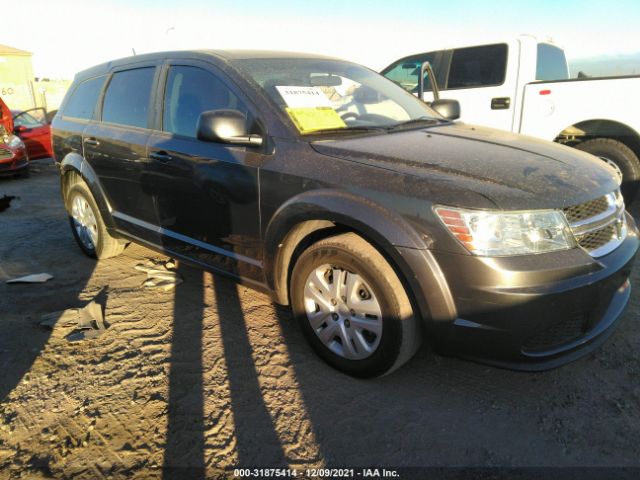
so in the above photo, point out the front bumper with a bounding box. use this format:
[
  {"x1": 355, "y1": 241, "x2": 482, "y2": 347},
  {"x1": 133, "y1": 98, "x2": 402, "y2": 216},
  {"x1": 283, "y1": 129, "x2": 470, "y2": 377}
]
[
  {"x1": 407, "y1": 212, "x2": 639, "y2": 371},
  {"x1": 0, "y1": 149, "x2": 28, "y2": 175}
]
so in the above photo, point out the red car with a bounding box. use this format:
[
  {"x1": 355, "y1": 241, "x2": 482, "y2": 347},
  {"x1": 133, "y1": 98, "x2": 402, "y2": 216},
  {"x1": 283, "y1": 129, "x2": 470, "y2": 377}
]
[
  {"x1": 0, "y1": 97, "x2": 29, "y2": 176},
  {"x1": 11, "y1": 107, "x2": 53, "y2": 159}
]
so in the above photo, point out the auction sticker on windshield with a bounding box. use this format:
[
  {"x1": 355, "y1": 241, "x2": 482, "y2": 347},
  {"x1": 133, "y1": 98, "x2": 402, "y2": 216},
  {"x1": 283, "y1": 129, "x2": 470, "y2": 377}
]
[{"x1": 276, "y1": 85, "x2": 346, "y2": 133}]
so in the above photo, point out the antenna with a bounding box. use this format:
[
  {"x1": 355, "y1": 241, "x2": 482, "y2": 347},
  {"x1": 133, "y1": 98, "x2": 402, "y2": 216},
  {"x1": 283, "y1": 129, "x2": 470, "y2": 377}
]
[{"x1": 132, "y1": 48, "x2": 137, "y2": 56}]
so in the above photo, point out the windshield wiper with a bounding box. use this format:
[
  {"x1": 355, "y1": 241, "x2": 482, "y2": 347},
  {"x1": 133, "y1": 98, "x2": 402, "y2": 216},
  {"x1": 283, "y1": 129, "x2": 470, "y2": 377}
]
[
  {"x1": 307, "y1": 126, "x2": 387, "y2": 135},
  {"x1": 387, "y1": 117, "x2": 445, "y2": 131}
]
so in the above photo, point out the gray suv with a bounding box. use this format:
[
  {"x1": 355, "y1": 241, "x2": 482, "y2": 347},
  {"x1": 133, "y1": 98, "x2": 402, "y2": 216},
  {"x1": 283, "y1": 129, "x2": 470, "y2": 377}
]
[{"x1": 52, "y1": 50, "x2": 638, "y2": 377}]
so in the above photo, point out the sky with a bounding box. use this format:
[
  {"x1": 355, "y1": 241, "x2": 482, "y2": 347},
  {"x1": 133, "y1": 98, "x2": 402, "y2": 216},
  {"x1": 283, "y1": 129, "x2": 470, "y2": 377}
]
[{"x1": 2, "y1": 0, "x2": 640, "y2": 79}]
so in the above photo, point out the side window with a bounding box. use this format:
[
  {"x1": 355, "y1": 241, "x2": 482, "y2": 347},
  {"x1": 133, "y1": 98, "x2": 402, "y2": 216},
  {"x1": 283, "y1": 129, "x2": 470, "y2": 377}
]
[
  {"x1": 536, "y1": 44, "x2": 569, "y2": 81},
  {"x1": 446, "y1": 44, "x2": 508, "y2": 89},
  {"x1": 163, "y1": 65, "x2": 249, "y2": 138},
  {"x1": 14, "y1": 112, "x2": 43, "y2": 128},
  {"x1": 382, "y1": 52, "x2": 440, "y2": 93},
  {"x1": 63, "y1": 76, "x2": 106, "y2": 120},
  {"x1": 102, "y1": 68, "x2": 155, "y2": 128}
]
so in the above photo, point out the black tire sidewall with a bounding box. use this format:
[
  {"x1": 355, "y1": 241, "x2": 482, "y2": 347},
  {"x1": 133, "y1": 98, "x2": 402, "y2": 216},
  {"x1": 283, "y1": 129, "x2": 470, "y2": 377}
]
[
  {"x1": 290, "y1": 244, "x2": 403, "y2": 378},
  {"x1": 576, "y1": 140, "x2": 640, "y2": 202},
  {"x1": 66, "y1": 184, "x2": 100, "y2": 259}
]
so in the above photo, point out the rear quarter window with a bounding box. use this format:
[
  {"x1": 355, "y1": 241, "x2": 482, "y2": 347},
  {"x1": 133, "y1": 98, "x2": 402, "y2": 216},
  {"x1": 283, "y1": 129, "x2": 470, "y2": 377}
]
[
  {"x1": 63, "y1": 76, "x2": 106, "y2": 120},
  {"x1": 536, "y1": 44, "x2": 569, "y2": 81},
  {"x1": 446, "y1": 44, "x2": 508, "y2": 89},
  {"x1": 102, "y1": 67, "x2": 156, "y2": 129}
]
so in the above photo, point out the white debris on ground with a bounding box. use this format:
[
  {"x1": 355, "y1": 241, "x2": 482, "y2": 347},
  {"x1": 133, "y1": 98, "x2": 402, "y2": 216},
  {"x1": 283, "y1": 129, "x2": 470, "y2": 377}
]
[
  {"x1": 135, "y1": 259, "x2": 183, "y2": 291},
  {"x1": 6, "y1": 273, "x2": 53, "y2": 284}
]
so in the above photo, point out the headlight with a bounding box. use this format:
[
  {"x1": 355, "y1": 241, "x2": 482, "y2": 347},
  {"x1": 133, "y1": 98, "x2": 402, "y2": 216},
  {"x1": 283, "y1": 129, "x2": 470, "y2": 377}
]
[
  {"x1": 7, "y1": 135, "x2": 25, "y2": 150},
  {"x1": 435, "y1": 206, "x2": 576, "y2": 256}
]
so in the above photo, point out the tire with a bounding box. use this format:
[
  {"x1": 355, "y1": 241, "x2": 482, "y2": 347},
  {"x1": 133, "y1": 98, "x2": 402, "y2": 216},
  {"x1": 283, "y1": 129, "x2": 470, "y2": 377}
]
[
  {"x1": 575, "y1": 138, "x2": 640, "y2": 204},
  {"x1": 66, "y1": 181, "x2": 125, "y2": 259},
  {"x1": 290, "y1": 232, "x2": 421, "y2": 377}
]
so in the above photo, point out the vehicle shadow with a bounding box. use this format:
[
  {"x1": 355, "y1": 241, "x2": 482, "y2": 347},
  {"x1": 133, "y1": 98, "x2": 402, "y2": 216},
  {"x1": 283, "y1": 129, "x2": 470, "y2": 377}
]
[
  {"x1": 0, "y1": 168, "x2": 97, "y2": 403},
  {"x1": 162, "y1": 265, "x2": 206, "y2": 479},
  {"x1": 162, "y1": 265, "x2": 288, "y2": 478}
]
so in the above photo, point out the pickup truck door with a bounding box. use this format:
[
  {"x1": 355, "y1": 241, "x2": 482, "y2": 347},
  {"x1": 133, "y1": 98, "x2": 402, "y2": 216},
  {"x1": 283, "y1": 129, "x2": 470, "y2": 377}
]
[
  {"x1": 145, "y1": 62, "x2": 263, "y2": 283},
  {"x1": 421, "y1": 43, "x2": 519, "y2": 132}
]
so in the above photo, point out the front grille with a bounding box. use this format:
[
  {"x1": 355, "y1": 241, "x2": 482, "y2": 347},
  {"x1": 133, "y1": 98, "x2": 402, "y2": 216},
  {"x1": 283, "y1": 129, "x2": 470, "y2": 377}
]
[
  {"x1": 575, "y1": 224, "x2": 618, "y2": 251},
  {"x1": 523, "y1": 313, "x2": 587, "y2": 352},
  {"x1": 563, "y1": 196, "x2": 609, "y2": 223},
  {"x1": 0, "y1": 147, "x2": 13, "y2": 160},
  {"x1": 563, "y1": 191, "x2": 626, "y2": 257}
]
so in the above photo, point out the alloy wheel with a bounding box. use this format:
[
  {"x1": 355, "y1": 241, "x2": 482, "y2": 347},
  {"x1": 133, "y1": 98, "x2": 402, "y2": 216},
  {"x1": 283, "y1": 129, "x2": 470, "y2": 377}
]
[{"x1": 303, "y1": 264, "x2": 383, "y2": 360}]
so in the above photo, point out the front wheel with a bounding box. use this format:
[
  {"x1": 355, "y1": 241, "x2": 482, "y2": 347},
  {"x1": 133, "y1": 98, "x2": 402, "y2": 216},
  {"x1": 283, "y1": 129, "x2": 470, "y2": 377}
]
[
  {"x1": 66, "y1": 181, "x2": 125, "y2": 259},
  {"x1": 290, "y1": 233, "x2": 421, "y2": 377},
  {"x1": 575, "y1": 138, "x2": 640, "y2": 204}
]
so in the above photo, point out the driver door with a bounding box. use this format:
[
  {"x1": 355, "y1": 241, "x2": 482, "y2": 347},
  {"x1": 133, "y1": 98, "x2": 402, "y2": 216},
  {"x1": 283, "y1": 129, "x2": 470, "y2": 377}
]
[
  {"x1": 13, "y1": 108, "x2": 52, "y2": 159},
  {"x1": 145, "y1": 61, "x2": 264, "y2": 282}
]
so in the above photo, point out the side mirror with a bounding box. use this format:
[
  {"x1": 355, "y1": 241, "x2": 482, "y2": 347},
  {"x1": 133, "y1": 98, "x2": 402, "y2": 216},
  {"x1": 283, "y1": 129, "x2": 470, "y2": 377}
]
[
  {"x1": 431, "y1": 99, "x2": 460, "y2": 121},
  {"x1": 196, "y1": 109, "x2": 262, "y2": 146},
  {"x1": 14, "y1": 125, "x2": 29, "y2": 134}
]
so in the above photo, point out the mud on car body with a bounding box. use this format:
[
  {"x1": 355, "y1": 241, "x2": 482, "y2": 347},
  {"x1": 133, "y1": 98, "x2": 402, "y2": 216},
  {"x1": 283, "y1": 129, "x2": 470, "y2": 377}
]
[{"x1": 51, "y1": 50, "x2": 638, "y2": 377}]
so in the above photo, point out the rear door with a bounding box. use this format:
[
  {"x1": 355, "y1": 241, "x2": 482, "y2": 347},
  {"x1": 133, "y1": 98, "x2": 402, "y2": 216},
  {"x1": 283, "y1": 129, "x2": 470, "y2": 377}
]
[
  {"x1": 145, "y1": 60, "x2": 264, "y2": 281},
  {"x1": 83, "y1": 64, "x2": 161, "y2": 241}
]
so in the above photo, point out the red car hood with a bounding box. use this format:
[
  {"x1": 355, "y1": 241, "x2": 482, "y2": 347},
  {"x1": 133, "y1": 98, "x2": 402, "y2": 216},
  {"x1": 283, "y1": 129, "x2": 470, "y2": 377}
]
[{"x1": 0, "y1": 97, "x2": 13, "y2": 134}]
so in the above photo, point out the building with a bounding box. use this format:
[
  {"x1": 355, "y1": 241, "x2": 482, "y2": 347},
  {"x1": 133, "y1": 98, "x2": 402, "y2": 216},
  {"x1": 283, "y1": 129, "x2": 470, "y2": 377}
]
[
  {"x1": 0, "y1": 44, "x2": 71, "y2": 113},
  {"x1": 0, "y1": 44, "x2": 36, "y2": 111}
]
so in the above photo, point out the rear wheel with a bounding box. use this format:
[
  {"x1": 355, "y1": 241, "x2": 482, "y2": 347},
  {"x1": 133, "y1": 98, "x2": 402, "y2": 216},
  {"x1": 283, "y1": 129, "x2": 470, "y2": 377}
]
[
  {"x1": 575, "y1": 138, "x2": 640, "y2": 204},
  {"x1": 290, "y1": 233, "x2": 421, "y2": 377},
  {"x1": 66, "y1": 181, "x2": 125, "y2": 259}
]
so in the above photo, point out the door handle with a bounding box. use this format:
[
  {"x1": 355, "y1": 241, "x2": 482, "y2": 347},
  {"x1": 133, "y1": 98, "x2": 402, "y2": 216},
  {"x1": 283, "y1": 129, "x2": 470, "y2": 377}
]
[
  {"x1": 491, "y1": 97, "x2": 511, "y2": 110},
  {"x1": 84, "y1": 137, "x2": 100, "y2": 147},
  {"x1": 150, "y1": 151, "x2": 173, "y2": 163}
]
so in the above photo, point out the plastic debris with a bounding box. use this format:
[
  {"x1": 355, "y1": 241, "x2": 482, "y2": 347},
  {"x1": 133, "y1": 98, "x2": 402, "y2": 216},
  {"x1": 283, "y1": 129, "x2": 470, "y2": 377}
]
[
  {"x1": 0, "y1": 195, "x2": 16, "y2": 212},
  {"x1": 6, "y1": 273, "x2": 53, "y2": 284},
  {"x1": 135, "y1": 259, "x2": 182, "y2": 291},
  {"x1": 39, "y1": 300, "x2": 107, "y2": 341}
]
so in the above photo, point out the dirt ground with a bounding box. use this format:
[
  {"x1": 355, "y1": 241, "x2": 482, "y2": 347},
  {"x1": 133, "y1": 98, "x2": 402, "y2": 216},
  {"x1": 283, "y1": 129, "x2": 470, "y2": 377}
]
[{"x1": 1, "y1": 161, "x2": 640, "y2": 479}]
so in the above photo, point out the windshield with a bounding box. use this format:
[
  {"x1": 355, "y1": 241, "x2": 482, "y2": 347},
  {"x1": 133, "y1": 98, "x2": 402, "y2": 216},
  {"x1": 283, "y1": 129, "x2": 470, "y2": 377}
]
[{"x1": 232, "y1": 57, "x2": 441, "y2": 134}]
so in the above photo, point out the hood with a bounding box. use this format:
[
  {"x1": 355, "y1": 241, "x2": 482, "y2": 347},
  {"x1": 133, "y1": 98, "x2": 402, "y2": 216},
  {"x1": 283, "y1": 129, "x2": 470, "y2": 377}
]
[
  {"x1": 310, "y1": 123, "x2": 620, "y2": 210},
  {"x1": 0, "y1": 97, "x2": 13, "y2": 134}
]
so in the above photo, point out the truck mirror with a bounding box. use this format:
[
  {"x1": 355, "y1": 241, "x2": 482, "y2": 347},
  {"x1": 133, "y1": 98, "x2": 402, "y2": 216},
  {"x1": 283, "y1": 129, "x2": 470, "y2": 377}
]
[{"x1": 431, "y1": 99, "x2": 460, "y2": 121}]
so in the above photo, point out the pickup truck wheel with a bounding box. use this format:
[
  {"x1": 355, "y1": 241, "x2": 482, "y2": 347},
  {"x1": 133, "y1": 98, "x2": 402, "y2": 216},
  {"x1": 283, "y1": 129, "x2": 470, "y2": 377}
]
[
  {"x1": 575, "y1": 138, "x2": 640, "y2": 204},
  {"x1": 66, "y1": 182, "x2": 125, "y2": 259},
  {"x1": 290, "y1": 233, "x2": 421, "y2": 377}
]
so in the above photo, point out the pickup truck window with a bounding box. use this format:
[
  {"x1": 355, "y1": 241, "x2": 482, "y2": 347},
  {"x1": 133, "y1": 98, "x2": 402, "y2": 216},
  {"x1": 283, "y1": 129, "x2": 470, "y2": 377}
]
[
  {"x1": 102, "y1": 68, "x2": 155, "y2": 129},
  {"x1": 536, "y1": 43, "x2": 569, "y2": 81},
  {"x1": 233, "y1": 58, "x2": 439, "y2": 133},
  {"x1": 447, "y1": 44, "x2": 508, "y2": 89},
  {"x1": 163, "y1": 66, "x2": 249, "y2": 138},
  {"x1": 63, "y1": 76, "x2": 106, "y2": 120},
  {"x1": 381, "y1": 52, "x2": 439, "y2": 93}
]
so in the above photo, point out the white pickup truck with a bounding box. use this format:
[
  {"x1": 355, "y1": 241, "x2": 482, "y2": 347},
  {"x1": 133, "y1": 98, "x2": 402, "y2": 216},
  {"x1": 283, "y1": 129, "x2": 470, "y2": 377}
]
[{"x1": 382, "y1": 36, "x2": 640, "y2": 202}]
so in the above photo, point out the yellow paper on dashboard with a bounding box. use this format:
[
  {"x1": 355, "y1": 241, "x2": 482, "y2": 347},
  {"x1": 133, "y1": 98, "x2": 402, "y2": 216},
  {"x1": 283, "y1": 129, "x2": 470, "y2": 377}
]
[{"x1": 286, "y1": 107, "x2": 346, "y2": 133}]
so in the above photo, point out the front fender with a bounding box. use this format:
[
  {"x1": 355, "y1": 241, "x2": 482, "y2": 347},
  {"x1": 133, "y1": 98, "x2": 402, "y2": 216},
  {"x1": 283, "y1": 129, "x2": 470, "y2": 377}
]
[{"x1": 263, "y1": 189, "x2": 457, "y2": 324}]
